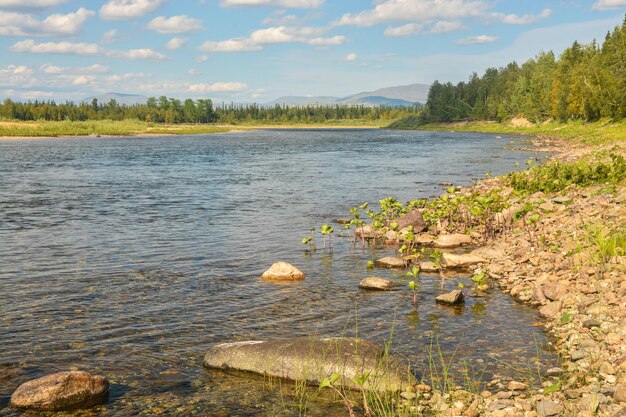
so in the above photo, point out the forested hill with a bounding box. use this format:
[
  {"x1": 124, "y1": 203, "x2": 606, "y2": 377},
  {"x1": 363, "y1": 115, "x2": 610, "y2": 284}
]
[{"x1": 404, "y1": 15, "x2": 625, "y2": 126}]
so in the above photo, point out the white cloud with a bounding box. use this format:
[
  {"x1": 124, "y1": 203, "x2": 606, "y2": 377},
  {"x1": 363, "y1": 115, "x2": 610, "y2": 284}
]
[
  {"x1": 384, "y1": 23, "x2": 423, "y2": 37},
  {"x1": 147, "y1": 15, "x2": 203, "y2": 34},
  {"x1": 430, "y1": 20, "x2": 464, "y2": 33},
  {"x1": 220, "y1": 0, "x2": 323, "y2": 8},
  {"x1": 187, "y1": 68, "x2": 201, "y2": 76},
  {"x1": 199, "y1": 39, "x2": 262, "y2": 52},
  {"x1": 100, "y1": 0, "x2": 164, "y2": 20},
  {"x1": 165, "y1": 37, "x2": 188, "y2": 50},
  {"x1": 10, "y1": 40, "x2": 169, "y2": 60},
  {"x1": 0, "y1": 0, "x2": 70, "y2": 8},
  {"x1": 491, "y1": 8, "x2": 551, "y2": 25},
  {"x1": 344, "y1": 52, "x2": 357, "y2": 61},
  {"x1": 102, "y1": 29, "x2": 120, "y2": 44},
  {"x1": 0, "y1": 65, "x2": 38, "y2": 88},
  {"x1": 199, "y1": 25, "x2": 345, "y2": 52},
  {"x1": 0, "y1": 8, "x2": 95, "y2": 37},
  {"x1": 336, "y1": 0, "x2": 486, "y2": 26},
  {"x1": 72, "y1": 75, "x2": 94, "y2": 86},
  {"x1": 41, "y1": 63, "x2": 109, "y2": 74},
  {"x1": 113, "y1": 48, "x2": 168, "y2": 60},
  {"x1": 2, "y1": 89, "x2": 54, "y2": 100},
  {"x1": 455, "y1": 34, "x2": 497, "y2": 45},
  {"x1": 10, "y1": 40, "x2": 102, "y2": 55},
  {"x1": 188, "y1": 82, "x2": 248, "y2": 93},
  {"x1": 592, "y1": 0, "x2": 626, "y2": 10},
  {"x1": 196, "y1": 54, "x2": 209, "y2": 63},
  {"x1": 308, "y1": 35, "x2": 346, "y2": 45}
]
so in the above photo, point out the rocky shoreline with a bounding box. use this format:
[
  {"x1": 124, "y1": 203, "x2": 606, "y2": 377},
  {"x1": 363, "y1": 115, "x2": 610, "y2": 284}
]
[{"x1": 383, "y1": 140, "x2": 625, "y2": 417}]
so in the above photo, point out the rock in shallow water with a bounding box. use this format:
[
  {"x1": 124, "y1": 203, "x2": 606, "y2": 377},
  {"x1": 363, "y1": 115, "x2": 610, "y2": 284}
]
[
  {"x1": 203, "y1": 337, "x2": 414, "y2": 392},
  {"x1": 374, "y1": 257, "x2": 407, "y2": 269},
  {"x1": 435, "y1": 290, "x2": 465, "y2": 305},
  {"x1": 358, "y1": 277, "x2": 402, "y2": 291},
  {"x1": 261, "y1": 261, "x2": 305, "y2": 280},
  {"x1": 10, "y1": 371, "x2": 109, "y2": 411}
]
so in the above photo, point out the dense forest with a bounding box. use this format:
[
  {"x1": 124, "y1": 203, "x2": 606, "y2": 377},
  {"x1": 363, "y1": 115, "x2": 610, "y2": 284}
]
[
  {"x1": 417, "y1": 16, "x2": 626, "y2": 124},
  {"x1": 0, "y1": 95, "x2": 419, "y2": 124}
]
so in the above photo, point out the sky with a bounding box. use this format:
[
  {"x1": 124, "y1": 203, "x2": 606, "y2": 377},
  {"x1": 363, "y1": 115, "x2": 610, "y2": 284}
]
[{"x1": 0, "y1": 0, "x2": 625, "y2": 103}]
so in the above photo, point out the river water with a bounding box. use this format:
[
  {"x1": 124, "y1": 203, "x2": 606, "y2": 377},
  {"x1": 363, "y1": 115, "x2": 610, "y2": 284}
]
[{"x1": 0, "y1": 129, "x2": 557, "y2": 416}]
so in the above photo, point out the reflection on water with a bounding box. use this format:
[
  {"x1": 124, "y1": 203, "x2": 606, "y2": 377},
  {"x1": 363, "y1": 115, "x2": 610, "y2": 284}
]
[{"x1": 0, "y1": 129, "x2": 556, "y2": 416}]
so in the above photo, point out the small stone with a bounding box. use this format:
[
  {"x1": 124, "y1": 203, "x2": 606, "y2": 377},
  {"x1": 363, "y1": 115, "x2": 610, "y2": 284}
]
[
  {"x1": 435, "y1": 289, "x2": 465, "y2": 305},
  {"x1": 358, "y1": 277, "x2": 402, "y2": 291},
  {"x1": 613, "y1": 386, "x2": 626, "y2": 403},
  {"x1": 400, "y1": 391, "x2": 416, "y2": 400},
  {"x1": 552, "y1": 196, "x2": 572, "y2": 205},
  {"x1": 507, "y1": 381, "x2": 527, "y2": 391},
  {"x1": 578, "y1": 393, "x2": 600, "y2": 414},
  {"x1": 9, "y1": 371, "x2": 109, "y2": 411},
  {"x1": 261, "y1": 262, "x2": 305, "y2": 280},
  {"x1": 536, "y1": 400, "x2": 563, "y2": 417},
  {"x1": 395, "y1": 209, "x2": 426, "y2": 232},
  {"x1": 494, "y1": 391, "x2": 513, "y2": 399},
  {"x1": 480, "y1": 390, "x2": 492, "y2": 398},
  {"x1": 539, "y1": 300, "x2": 563, "y2": 318},
  {"x1": 415, "y1": 383, "x2": 432, "y2": 392},
  {"x1": 545, "y1": 367, "x2": 563, "y2": 377}
]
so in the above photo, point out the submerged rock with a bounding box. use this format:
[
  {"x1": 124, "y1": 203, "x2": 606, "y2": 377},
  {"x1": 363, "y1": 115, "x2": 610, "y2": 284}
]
[
  {"x1": 10, "y1": 371, "x2": 109, "y2": 411},
  {"x1": 204, "y1": 337, "x2": 413, "y2": 392},
  {"x1": 433, "y1": 233, "x2": 472, "y2": 248},
  {"x1": 374, "y1": 257, "x2": 407, "y2": 269},
  {"x1": 261, "y1": 262, "x2": 305, "y2": 280},
  {"x1": 358, "y1": 277, "x2": 402, "y2": 291},
  {"x1": 435, "y1": 290, "x2": 465, "y2": 305}
]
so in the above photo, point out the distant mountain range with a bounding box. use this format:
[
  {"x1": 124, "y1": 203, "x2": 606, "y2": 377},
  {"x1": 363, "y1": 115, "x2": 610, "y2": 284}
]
[
  {"x1": 82, "y1": 83, "x2": 430, "y2": 107},
  {"x1": 82, "y1": 92, "x2": 147, "y2": 106},
  {"x1": 265, "y1": 83, "x2": 430, "y2": 107}
]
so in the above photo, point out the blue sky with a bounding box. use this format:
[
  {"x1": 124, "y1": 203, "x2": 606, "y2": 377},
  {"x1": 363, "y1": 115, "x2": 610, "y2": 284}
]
[{"x1": 1, "y1": 0, "x2": 625, "y2": 103}]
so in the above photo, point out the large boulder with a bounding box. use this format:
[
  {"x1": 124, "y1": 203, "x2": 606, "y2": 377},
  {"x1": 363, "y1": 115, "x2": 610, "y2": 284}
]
[
  {"x1": 204, "y1": 337, "x2": 413, "y2": 392},
  {"x1": 374, "y1": 257, "x2": 407, "y2": 269},
  {"x1": 358, "y1": 277, "x2": 402, "y2": 291},
  {"x1": 395, "y1": 209, "x2": 426, "y2": 233},
  {"x1": 261, "y1": 262, "x2": 304, "y2": 280},
  {"x1": 10, "y1": 371, "x2": 109, "y2": 411},
  {"x1": 442, "y1": 253, "x2": 486, "y2": 269},
  {"x1": 433, "y1": 234, "x2": 472, "y2": 248}
]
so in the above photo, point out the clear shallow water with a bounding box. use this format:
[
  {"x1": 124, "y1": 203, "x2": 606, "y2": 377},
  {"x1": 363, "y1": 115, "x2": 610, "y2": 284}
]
[{"x1": 0, "y1": 129, "x2": 556, "y2": 416}]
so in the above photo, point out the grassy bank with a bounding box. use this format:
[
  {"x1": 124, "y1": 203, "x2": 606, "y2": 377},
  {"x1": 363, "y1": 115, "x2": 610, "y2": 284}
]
[
  {"x1": 388, "y1": 118, "x2": 626, "y2": 145},
  {"x1": 0, "y1": 118, "x2": 384, "y2": 138}
]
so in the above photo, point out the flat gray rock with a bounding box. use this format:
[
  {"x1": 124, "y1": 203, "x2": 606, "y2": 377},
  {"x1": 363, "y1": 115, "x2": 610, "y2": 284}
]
[
  {"x1": 358, "y1": 277, "x2": 402, "y2": 291},
  {"x1": 435, "y1": 290, "x2": 465, "y2": 305},
  {"x1": 374, "y1": 257, "x2": 407, "y2": 269},
  {"x1": 204, "y1": 337, "x2": 413, "y2": 392}
]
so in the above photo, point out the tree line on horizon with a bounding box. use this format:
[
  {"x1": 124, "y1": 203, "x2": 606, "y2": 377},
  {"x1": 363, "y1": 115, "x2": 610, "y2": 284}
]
[
  {"x1": 0, "y1": 95, "x2": 419, "y2": 124},
  {"x1": 417, "y1": 15, "x2": 626, "y2": 124}
]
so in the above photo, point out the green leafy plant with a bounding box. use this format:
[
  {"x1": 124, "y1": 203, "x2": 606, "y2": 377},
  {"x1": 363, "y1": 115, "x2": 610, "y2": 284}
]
[
  {"x1": 320, "y1": 224, "x2": 335, "y2": 252},
  {"x1": 406, "y1": 265, "x2": 420, "y2": 305},
  {"x1": 319, "y1": 373, "x2": 356, "y2": 417}
]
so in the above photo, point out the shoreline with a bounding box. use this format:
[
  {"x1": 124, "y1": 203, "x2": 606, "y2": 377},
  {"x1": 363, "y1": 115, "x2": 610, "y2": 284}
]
[
  {"x1": 0, "y1": 121, "x2": 382, "y2": 140},
  {"x1": 379, "y1": 139, "x2": 625, "y2": 416}
]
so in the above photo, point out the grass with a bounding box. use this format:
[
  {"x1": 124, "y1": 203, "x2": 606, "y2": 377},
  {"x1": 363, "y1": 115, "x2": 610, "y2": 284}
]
[
  {"x1": 0, "y1": 119, "x2": 232, "y2": 137},
  {"x1": 388, "y1": 118, "x2": 626, "y2": 145},
  {"x1": 0, "y1": 118, "x2": 385, "y2": 138}
]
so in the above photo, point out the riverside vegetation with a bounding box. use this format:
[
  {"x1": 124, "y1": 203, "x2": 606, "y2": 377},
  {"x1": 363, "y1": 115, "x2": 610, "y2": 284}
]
[{"x1": 299, "y1": 143, "x2": 625, "y2": 417}]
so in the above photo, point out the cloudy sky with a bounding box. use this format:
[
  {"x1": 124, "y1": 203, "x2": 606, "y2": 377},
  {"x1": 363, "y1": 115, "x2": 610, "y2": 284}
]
[{"x1": 1, "y1": 0, "x2": 625, "y2": 103}]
